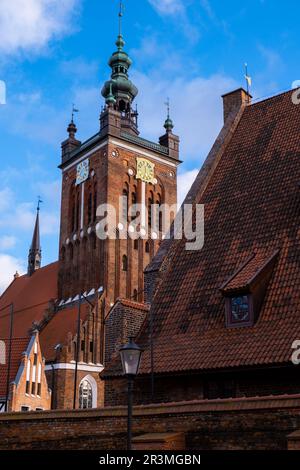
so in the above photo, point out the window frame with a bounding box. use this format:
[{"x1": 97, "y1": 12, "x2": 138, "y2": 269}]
[{"x1": 225, "y1": 294, "x2": 254, "y2": 328}]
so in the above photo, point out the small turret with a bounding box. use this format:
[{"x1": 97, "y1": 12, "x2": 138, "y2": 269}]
[{"x1": 28, "y1": 199, "x2": 42, "y2": 276}]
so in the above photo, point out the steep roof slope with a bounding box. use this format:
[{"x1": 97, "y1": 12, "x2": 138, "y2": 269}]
[
  {"x1": 0, "y1": 262, "x2": 59, "y2": 338},
  {"x1": 0, "y1": 338, "x2": 29, "y2": 398},
  {"x1": 108, "y1": 89, "x2": 300, "y2": 376}
]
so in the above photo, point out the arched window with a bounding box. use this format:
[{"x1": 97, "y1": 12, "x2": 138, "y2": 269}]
[
  {"x1": 122, "y1": 255, "x2": 128, "y2": 272},
  {"x1": 156, "y1": 194, "x2": 162, "y2": 232},
  {"x1": 133, "y1": 289, "x2": 138, "y2": 301},
  {"x1": 79, "y1": 379, "x2": 93, "y2": 409},
  {"x1": 134, "y1": 239, "x2": 138, "y2": 250},
  {"x1": 145, "y1": 241, "x2": 150, "y2": 253}
]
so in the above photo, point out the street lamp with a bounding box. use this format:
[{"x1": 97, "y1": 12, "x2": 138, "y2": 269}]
[{"x1": 119, "y1": 337, "x2": 143, "y2": 451}]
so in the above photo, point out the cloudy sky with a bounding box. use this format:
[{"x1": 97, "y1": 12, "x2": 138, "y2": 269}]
[{"x1": 0, "y1": 0, "x2": 299, "y2": 292}]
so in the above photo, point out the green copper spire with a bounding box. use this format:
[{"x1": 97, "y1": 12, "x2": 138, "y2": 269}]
[
  {"x1": 101, "y1": 0, "x2": 138, "y2": 113},
  {"x1": 106, "y1": 82, "x2": 116, "y2": 107},
  {"x1": 164, "y1": 98, "x2": 174, "y2": 132}
]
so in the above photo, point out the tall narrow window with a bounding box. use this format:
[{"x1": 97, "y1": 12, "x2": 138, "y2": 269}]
[
  {"x1": 26, "y1": 360, "x2": 31, "y2": 394},
  {"x1": 122, "y1": 184, "x2": 129, "y2": 222},
  {"x1": 148, "y1": 191, "x2": 154, "y2": 228},
  {"x1": 134, "y1": 239, "x2": 138, "y2": 250},
  {"x1": 37, "y1": 363, "x2": 42, "y2": 397},
  {"x1": 122, "y1": 255, "x2": 128, "y2": 272},
  {"x1": 145, "y1": 241, "x2": 150, "y2": 253},
  {"x1": 133, "y1": 289, "x2": 138, "y2": 301},
  {"x1": 79, "y1": 379, "x2": 93, "y2": 409},
  {"x1": 131, "y1": 186, "x2": 137, "y2": 220},
  {"x1": 93, "y1": 185, "x2": 97, "y2": 222}
]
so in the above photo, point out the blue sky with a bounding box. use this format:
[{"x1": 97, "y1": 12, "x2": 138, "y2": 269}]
[{"x1": 0, "y1": 0, "x2": 299, "y2": 291}]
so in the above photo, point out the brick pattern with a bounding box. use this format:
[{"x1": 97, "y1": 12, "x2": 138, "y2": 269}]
[{"x1": 2, "y1": 395, "x2": 300, "y2": 450}]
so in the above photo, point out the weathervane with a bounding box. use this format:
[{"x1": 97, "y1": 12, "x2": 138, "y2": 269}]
[
  {"x1": 71, "y1": 104, "x2": 79, "y2": 123},
  {"x1": 37, "y1": 196, "x2": 43, "y2": 212},
  {"x1": 165, "y1": 97, "x2": 170, "y2": 119}
]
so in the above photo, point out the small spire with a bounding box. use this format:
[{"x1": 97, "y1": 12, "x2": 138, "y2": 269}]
[
  {"x1": 27, "y1": 198, "x2": 42, "y2": 276},
  {"x1": 106, "y1": 82, "x2": 116, "y2": 107},
  {"x1": 67, "y1": 104, "x2": 79, "y2": 138},
  {"x1": 164, "y1": 97, "x2": 174, "y2": 132}
]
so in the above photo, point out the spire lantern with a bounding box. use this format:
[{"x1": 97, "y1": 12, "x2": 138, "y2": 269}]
[
  {"x1": 164, "y1": 98, "x2": 174, "y2": 133},
  {"x1": 101, "y1": 0, "x2": 139, "y2": 135}
]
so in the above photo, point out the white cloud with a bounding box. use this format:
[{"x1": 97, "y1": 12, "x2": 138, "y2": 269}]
[
  {"x1": 148, "y1": 0, "x2": 184, "y2": 15},
  {"x1": 133, "y1": 71, "x2": 238, "y2": 163},
  {"x1": 0, "y1": 236, "x2": 17, "y2": 250},
  {"x1": 0, "y1": 254, "x2": 25, "y2": 294},
  {"x1": 177, "y1": 169, "x2": 199, "y2": 205},
  {"x1": 0, "y1": 0, "x2": 80, "y2": 55}
]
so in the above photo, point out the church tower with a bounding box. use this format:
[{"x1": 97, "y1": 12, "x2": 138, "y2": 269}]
[{"x1": 57, "y1": 5, "x2": 181, "y2": 308}]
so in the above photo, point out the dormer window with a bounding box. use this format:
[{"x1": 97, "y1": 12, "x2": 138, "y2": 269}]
[{"x1": 221, "y1": 250, "x2": 279, "y2": 328}]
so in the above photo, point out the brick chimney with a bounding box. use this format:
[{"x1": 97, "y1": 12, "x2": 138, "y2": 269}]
[{"x1": 222, "y1": 88, "x2": 252, "y2": 123}]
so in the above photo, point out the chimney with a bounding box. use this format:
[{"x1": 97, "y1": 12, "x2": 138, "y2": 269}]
[{"x1": 222, "y1": 88, "x2": 252, "y2": 123}]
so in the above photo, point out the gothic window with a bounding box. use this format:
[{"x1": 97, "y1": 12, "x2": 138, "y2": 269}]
[
  {"x1": 122, "y1": 255, "x2": 128, "y2": 272},
  {"x1": 93, "y1": 185, "x2": 97, "y2": 222},
  {"x1": 87, "y1": 192, "x2": 92, "y2": 224},
  {"x1": 145, "y1": 241, "x2": 150, "y2": 253},
  {"x1": 133, "y1": 289, "x2": 138, "y2": 301},
  {"x1": 71, "y1": 201, "x2": 76, "y2": 232},
  {"x1": 134, "y1": 239, "x2": 138, "y2": 250},
  {"x1": 79, "y1": 379, "x2": 93, "y2": 409},
  {"x1": 122, "y1": 184, "x2": 129, "y2": 222}
]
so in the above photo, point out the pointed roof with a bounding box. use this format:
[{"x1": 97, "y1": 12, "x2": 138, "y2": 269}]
[{"x1": 27, "y1": 203, "x2": 42, "y2": 276}]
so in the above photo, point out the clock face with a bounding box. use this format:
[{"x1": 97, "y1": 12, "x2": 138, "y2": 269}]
[
  {"x1": 136, "y1": 157, "x2": 155, "y2": 184},
  {"x1": 76, "y1": 159, "x2": 89, "y2": 185},
  {"x1": 231, "y1": 296, "x2": 250, "y2": 322}
]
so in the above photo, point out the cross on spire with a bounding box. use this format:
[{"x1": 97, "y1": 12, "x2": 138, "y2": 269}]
[
  {"x1": 119, "y1": 0, "x2": 124, "y2": 36},
  {"x1": 165, "y1": 97, "x2": 170, "y2": 119}
]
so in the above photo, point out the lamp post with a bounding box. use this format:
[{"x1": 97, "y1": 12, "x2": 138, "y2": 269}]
[{"x1": 119, "y1": 337, "x2": 143, "y2": 451}]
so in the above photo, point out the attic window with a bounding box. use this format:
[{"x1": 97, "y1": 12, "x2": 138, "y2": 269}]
[{"x1": 221, "y1": 250, "x2": 279, "y2": 329}]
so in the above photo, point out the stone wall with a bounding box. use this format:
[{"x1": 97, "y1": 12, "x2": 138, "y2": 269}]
[{"x1": 1, "y1": 395, "x2": 300, "y2": 450}]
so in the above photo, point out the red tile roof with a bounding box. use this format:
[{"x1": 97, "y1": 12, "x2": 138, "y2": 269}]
[
  {"x1": 0, "y1": 262, "x2": 59, "y2": 339},
  {"x1": 0, "y1": 338, "x2": 29, "y2": 398},
  {"x1": 40, "y1": 303, "x2": 90, "y2": 362},
  {"x1": 106, "y1": 89, "x2": 300, "y2": 377}
]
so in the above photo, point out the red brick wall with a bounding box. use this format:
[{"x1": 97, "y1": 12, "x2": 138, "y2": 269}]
[{"x1": 1, "y1": 395, "x2": 300, "y2": 450}]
